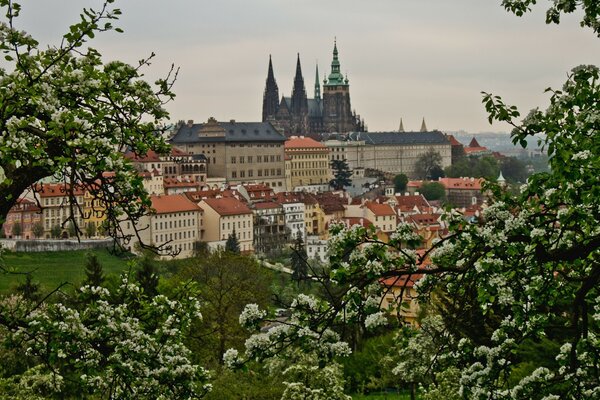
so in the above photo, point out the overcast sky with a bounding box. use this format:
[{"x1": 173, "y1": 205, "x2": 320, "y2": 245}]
[{"x1": 14, "y1": 0, "x2": 600, "y2": 133}]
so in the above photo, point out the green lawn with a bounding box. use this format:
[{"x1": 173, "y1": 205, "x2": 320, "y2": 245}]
[{"x1": 0, "y1": 249, "x2": 134, "y2": 295}]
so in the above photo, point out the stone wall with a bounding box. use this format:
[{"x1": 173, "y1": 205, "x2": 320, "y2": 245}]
[{"x1": 0, "y1": 239, "x2": 113, "y2": 252}]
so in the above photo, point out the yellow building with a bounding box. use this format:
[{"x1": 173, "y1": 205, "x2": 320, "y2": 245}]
[
  {"x1": 284, "y1": 136, "x2": 330, "y2": 191},
  {"x1": 38, "y1": 183, "x2": 85, "y2": 238}
]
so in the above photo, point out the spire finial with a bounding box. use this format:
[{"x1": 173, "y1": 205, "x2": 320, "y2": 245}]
[
  {"x1": 315, "y1": 61, "x2": 321, "y2": 100},
  {"x1": 420, "y1": 117, "x2": 427, "y2": 132},
  {"x1": 399, "y1": 118, "x2": 405, "y2": 133}
]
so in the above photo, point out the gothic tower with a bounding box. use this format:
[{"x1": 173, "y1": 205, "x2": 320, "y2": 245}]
[
  {"x1": 262, "y1": 55, "x2": 279, "y2": 122},
  {"x1": 289, "y1": 54, "x2": 309, "y2": 134},
  {"x1": 290, "y1": 54, "x2": 308, "y2": 116},
  {"x1": 322, "y1": 39, "x2": 354, "y2": 133}
]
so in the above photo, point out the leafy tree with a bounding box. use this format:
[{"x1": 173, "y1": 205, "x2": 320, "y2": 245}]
[
  {"x1": 85, "y1": 221, "x2": 97, "y2": 238},
  {"x1": 10, "y1": 222, "x2": 21, "y2": 238},
  {"x1": 393, "y1": 173, "x2": 408, "y2": 193},
  {"x1": 329, "y1": 158, "x2": 352, "y2": 190},
  {"x1": 31, "y1": 221, "x2": 44, "y2": 238},
  {"x1": 501, "y1": 0, "x2": 600, "y2": 36},
  {"x1": 501, "y1": 156, "x2": 528, "y2": 183},
  {"x1": 50, "y1": 224, "x2": 62, "y2": 239},
  {"x1": 414, "y1": 148, "x2": 443, "y2": 180},
  {"x1": 15, "y1": 273, "x2": 40, "y2": 302},
  {"x1": 178, "y1": 250, "x2": 271, "y2": 365},
  {"x1": 135, "y1": 253, "x2": 159, "y2": 298},
  {"x1": 225, "y1": 229, "x2": 241, "y2": 254},
  {"x1": 419, "y1": 182, "x2": 445, "y2": 201},
  {"x1": 290, "y1": 231, "x2": 308, "y2": 284},
  {"x1": 67, "y1": 220, "x2": 77, "y2": 238},
  {"x1": 83, "y1": 252, "x2": 104, "y2": 287},
  {"x1": 445, "y1": 155, "x2": 500, "y2": 180},
  {"x1": 0, "y1": 0, "x2": 175, "y2": 249}
]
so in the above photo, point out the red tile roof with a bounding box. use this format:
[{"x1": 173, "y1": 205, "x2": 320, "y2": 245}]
[
  {"x1": 151, "y1": 194, "x2": 202, "y2": 214},
  {"x1": 37, "y1": 183, "x2": 85, "y2": 197},
  {"x1": 201, "y1": 197, "x2": 252, "y2": 216},
  {"x1": 447, "y1": 135, "x2": 463, "y2": 146},
  {"x1": 395, "y1": 195, "x2": 430, "y2": 209},
  {"x1": 284, "y1": 136, "x2": 327, "y2": 149},
  {"x1": 468, "y1": 137, "x2": 481, "y2": 148},
  {"x1": 406, "y1": 213, "x2": 441, "y2": 225},
  {"x1": 364, "y1": 202, "x2": 396, "y2": 216},
  {"x1": 438, "y1": 177, "x2": 483, "y2": 190},
  {"x1": 254, "y1": 201, "x2": 281, "y2": 210}
]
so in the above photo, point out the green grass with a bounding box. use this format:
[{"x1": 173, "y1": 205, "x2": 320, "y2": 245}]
[{"x1": 0, "y1": 249, "x2": 134, "y2": 295}]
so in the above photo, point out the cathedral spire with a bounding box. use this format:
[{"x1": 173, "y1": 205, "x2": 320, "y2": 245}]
[
  {"x1": 262, "y1": 54, "x2": 279, "y2": 122},
  {"x1": 291, "y1": 53, "x2": 308, "y2": 116},
  {"x1": 399, "y1": 118, "x2": 405, "y2": 132},
  {"x1": 315, "y1": 62, "x2": 321, "y2": 100},
  {"x1": 420, "y1": 117, "x2": 428, "y2": 132}
]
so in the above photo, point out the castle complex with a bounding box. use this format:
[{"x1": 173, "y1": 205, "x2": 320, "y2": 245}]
[{"x1": 262, "y1": 40, "x2": 366, "y2": 136}]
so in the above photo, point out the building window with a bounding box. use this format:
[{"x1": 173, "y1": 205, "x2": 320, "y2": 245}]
[
  {"x1": 248, "y1": 170, "x2": 253, "y2": 177},
  {"x1": 231, "y1": 156, "x2": 236, "y2": 164},
  {"x1": 232, "y1": 171, "x2": 237, "y2": 178},
  {"x1": 257, "y1": 155, "x2": 262, "y2": 163},
  {"x1": 248, "y1": 156, "x2": 253, "y2": 163},
  {"x1": 240, "y1": 170, "x2": 245, "y2": 178}
]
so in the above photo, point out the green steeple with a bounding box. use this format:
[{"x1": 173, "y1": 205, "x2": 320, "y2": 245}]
[
  {"x1": 325, "y1": 38, "x2": 347, "y2": 86},
  {"x1": 315, "y1": 62, "x2": 321, "y2": 100}
]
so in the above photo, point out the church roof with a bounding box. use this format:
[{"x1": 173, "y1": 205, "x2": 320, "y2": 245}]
[
  {"x1": 282, "y1": 97, "x2": 322, "y2": 117},
  {"x1": 347, "y1": 131, "x2": 450, "y2": 145},
  {"x1": 170, "y1": 121, "x2": 286, "y2": 144}
]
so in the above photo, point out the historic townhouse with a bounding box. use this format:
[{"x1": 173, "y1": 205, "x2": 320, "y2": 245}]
[
  {"x1": 198, "y1": 197, "x2": 254, "y2": 253},
  {"x1": 121, "y1": 194, "x2": 203, "y2": 259},
  {"x1": 3, "y1": 199, "x2": 42, "y2": 239},
  {"x1": 284, "y1": 136, "x2": 330, "y2": 191},
  {"x1": 37, "y1": 184, "x2": 85, "y2": 238}
]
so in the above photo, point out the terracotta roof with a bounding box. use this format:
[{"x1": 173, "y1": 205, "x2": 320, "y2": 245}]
[
  {"x1": 201, "y1": 197, "x2": 252, "y2": 216},
  {"x1": 124, "y1": 149, "x2": 162, "y2": 162},
  {"x1": 381, "y1": 274, "x2": 423, "y2": 289},
  {"x1": 284, "y1": 136, "x2": 327, "y2": 149},
  {"x1": 37, "y1": 183, "x2": 84, "y2": 197},
  {"x1": 438, "y1": 177, "x2": 483, "y2": 190},
  {"x1": 150, "y1": 194, "x2": 202, "y2": 214},
  {"x1": 274, "y1": 192, "x2": 303, "y2": 204},
  {"x1": 447, "y1": 135, "x2": 463, "y2": 146},
  {"x1": 163, "y1": 178, "x2": 200, "y2": 188},
  {"x1": 468, "y1": 137, "x2": 481, "y2": 148},
  {"x1": 464, "y1": 146, "x2": 489, "y2": 154},
  {"x1": 406, "y1": 213, "x2": 441, "y2": 225},
  {"x1": 364, "y1": 202, "x2": 396, "y2": 216},
  {"x1": 407, "y1": 180, "x2": 424, "y2": 188},
  {"x1": 395, "y1": 195, "x2": 430, "y2": 209},
  {"x1": 254, "y1": 201, "x2": 281, "y2": 210}
]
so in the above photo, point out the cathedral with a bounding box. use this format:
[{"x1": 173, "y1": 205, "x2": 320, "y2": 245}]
[{"x1": 262, "y1": 40, "x2": 366, "y2": 137}]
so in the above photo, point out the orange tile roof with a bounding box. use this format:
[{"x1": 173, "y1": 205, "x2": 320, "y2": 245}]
[
  {"x1": 406, "y1": 213, "x2": 441, "y2": 225},
  {"x1": 201, "y1": 197, "x2": 252, "y2": 216},
  {"x1": 284, "y1": 136, "x2": 327, "y2": 149},
  {"x1": 447, "y1": 135, "x2": 463, "y2": 146},
  {"x1": 395, "y1": 195, "x2": 430, "y2": 209},
  {"x1": 163, "y1": 178, "x2": 201, "y2": 188},
  {"x1": 464, "y1": 146, "x2": 489, "y2": 154},
  {"x1": 150, "y1": 194, "x2": 202, "y2": 214},
  {"x1": 438, "y1": 177, "x2": 483, "y2": 190},
  {"x1": 364, "y1": 202, "x2": 396, "y2": 216},
  {"x1": 254, "y1": 201, "x2": 281, "y2": 210},
  {"x1": 468, "y1": 137, "x2": 481, "y2": 147},
  {"x1": 37, "y1": 183, "x2": 85, "y2": 197}
]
